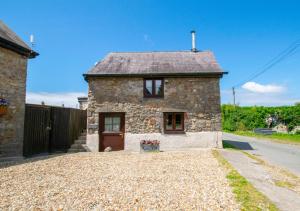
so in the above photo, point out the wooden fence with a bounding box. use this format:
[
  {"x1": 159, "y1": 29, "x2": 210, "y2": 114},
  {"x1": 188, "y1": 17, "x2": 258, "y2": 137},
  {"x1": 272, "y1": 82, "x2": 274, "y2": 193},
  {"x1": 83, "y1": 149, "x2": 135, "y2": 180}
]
[{"x1": 23, "y1": 104, "x2": 87, "y2": 157}]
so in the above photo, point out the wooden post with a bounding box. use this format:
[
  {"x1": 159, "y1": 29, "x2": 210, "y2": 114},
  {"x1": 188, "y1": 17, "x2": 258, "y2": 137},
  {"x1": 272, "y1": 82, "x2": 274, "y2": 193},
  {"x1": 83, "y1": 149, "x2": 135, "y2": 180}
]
[{"x1": 232, "y1": 87, "x2": 236, "y2": 106}]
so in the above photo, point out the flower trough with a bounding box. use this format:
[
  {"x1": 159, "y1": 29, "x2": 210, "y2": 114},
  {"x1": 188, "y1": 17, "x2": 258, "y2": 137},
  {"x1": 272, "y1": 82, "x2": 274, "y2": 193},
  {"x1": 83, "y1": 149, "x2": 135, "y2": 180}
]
[{"x1": 140, "y1": 140, "x2": 160, "y2": 152}]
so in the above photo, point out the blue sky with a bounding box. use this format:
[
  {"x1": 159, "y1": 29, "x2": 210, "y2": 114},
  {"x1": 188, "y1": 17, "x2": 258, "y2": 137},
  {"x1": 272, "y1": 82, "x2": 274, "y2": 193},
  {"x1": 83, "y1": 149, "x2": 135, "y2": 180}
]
[{"x1": 1, "y1": 0, "x2": 300, "y2": 107}]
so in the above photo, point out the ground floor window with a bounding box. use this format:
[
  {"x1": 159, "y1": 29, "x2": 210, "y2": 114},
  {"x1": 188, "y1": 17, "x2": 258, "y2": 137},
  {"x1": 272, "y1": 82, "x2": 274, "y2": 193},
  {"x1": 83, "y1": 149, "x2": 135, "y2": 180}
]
[
  {"x1": 104, "y1": 116, "x2": 121, "y2": 132},
  {"x1": 164, "y1": 112, "x2": 184, "y2": 133}
]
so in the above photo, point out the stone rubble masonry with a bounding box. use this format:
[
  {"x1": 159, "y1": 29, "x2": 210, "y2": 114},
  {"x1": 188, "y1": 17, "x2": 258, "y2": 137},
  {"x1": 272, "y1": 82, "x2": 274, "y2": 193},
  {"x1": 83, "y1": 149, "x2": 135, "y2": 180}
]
[
  {"x1": 87, "y1": 77, "x2": 222, "y2": 151},
  {"x1": 0, "y1": 47, "x2": 27, "y2": 159}
]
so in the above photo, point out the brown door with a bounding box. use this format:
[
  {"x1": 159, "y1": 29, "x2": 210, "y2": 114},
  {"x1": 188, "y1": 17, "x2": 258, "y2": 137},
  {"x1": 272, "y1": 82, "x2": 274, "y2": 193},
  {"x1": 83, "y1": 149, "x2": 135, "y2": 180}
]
[{"x1": 99, "y1": 113, "x2": 125, "y2": 151}]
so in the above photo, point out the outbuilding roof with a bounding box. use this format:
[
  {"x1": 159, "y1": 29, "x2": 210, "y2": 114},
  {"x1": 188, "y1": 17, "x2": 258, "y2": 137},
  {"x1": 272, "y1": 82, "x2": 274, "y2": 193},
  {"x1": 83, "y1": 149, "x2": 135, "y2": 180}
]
[
  {"x1": 0, "y1": 20, "x2": 38, "y2": 58},
  {"x1": 84, "y1": 51, "x2": 225, "y2": 79}
]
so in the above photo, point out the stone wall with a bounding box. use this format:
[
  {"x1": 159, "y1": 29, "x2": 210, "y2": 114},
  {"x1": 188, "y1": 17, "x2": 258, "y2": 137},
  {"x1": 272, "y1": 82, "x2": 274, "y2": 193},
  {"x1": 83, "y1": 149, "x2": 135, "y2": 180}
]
[
  {"x1": 0, "y1": 47, "x2": 27, "y2": 159},
  {"x1": 87, "y1": 77, "x2": 222, "y2": 151}
]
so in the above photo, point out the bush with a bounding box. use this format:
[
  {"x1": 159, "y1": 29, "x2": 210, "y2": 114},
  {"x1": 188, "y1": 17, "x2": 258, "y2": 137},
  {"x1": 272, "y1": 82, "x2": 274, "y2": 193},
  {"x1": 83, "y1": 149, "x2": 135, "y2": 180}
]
[{"x1": 222, "y1": 104, "x2": 300, "y2": 132}]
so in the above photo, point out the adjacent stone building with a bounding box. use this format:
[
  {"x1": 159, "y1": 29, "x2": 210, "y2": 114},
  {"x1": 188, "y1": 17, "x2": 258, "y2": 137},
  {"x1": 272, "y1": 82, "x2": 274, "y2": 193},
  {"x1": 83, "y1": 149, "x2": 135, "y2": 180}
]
[
  {"x1": 77, "y1": 96, "x2": 88, "y2": 110},
  {"x1": 0, "y1": 20, "x2": 38, "y2": 160},
  {"x1": 84, "y1": 50, "x2": 226, "y2": 151}
]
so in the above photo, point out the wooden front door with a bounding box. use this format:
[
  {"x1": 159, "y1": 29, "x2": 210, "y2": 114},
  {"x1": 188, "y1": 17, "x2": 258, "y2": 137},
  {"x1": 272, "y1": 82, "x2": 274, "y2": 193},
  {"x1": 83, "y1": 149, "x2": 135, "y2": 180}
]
[{"x1": 99, "y1": 113, "x2": 125, "y2": 151}]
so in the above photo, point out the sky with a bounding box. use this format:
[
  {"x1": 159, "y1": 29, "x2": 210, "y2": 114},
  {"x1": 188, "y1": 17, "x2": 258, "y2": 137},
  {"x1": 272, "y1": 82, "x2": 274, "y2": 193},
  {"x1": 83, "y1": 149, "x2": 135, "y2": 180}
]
[{"x1": 1, "y1": 0, "x2": 300, "y2": 107}]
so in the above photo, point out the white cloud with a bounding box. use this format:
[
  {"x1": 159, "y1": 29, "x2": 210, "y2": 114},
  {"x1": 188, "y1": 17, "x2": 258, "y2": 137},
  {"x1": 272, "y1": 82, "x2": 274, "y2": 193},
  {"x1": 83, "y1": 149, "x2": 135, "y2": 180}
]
[
  {"x1": 26, "y1": 92, "x2": 86, "y2": 108},
  {"x1": 221, "y1": 89, "x2": 299, "y2": 106},
  {"x1": 242, "y1": 82, "x2": 285, "y2": 93}
]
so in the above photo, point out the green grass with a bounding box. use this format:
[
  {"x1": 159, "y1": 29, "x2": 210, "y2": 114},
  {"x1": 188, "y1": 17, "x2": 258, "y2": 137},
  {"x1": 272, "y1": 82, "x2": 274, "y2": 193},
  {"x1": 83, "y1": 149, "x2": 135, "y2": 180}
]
[
  {"x1": 228, "y1": 131, "x2": 300, "y2": 144},
  {"x1": 274, "y1": 180, "x2": 294, "y2": 189},
  {"x1": 212, "y1": 150, "x2": 278, "y2": 211},
  {"x1": 222, "y1": 140, "x2": 299, "y2": 190},
  {"x1": 223, "y1": 140, "x2": 298, "y2": 179}
]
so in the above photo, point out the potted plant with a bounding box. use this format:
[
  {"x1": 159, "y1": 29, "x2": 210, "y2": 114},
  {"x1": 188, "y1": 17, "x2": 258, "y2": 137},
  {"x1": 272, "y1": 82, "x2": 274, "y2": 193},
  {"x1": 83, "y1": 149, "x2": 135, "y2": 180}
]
[
  {"x1": 140, "y1": 140, "x2": 160, "y2": 152},
  {"x1": 0, "y1": 98, "x2": 8, "y2": 116}
]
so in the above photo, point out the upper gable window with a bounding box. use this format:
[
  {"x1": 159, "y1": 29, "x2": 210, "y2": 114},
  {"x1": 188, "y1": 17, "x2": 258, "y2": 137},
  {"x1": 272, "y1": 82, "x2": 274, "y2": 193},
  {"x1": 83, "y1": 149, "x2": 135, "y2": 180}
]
[{"x1": 143, "y1": 78, "x2": 164, "y2": 98}]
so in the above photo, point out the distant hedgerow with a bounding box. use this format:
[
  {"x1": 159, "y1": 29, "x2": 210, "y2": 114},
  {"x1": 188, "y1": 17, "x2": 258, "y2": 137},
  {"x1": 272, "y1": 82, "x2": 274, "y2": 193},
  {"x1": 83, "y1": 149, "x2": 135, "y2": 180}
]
[{"x1": 221, "y1": 104, "x2": 300, "y2": 131}]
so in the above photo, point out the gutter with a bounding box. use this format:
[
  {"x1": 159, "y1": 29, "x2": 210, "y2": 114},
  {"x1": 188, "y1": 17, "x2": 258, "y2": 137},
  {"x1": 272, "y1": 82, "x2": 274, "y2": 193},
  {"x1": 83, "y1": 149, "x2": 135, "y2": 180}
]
[
  {"x1": 0, "y1": 37, "x2": 39, "y2": 59},
  {"x1": 83, "y1": 72, "x2": 228, "y2": 82}
]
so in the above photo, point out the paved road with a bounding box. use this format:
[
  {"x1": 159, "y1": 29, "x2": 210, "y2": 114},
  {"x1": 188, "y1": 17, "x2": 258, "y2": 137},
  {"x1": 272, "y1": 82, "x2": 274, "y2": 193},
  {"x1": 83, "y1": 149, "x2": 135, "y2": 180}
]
[
  {"x1": 221, "y1": 150, "x2": 300, "y2": 211},
  {"x1": 223, "y1": 132, "x2": 300, "y2": 176}
]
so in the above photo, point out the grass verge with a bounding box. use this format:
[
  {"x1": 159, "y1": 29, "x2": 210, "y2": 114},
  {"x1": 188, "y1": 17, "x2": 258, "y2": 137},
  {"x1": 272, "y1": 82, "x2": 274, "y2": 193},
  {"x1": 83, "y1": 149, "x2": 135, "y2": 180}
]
[
  {"x1": 274, "y1": 180, "x2": 294, "y2": 189},
  {"x1": 228, "y1": 131, "x2": 300, "y2": 145},
  {"x1": 241, "y1": 151, "x2": 299, "y2": 186},
  {"x1": 222, "y1": 140, "x2": 300, "y2": 191},
  {"x1": 212, "y1": 150, "x2": 278, "y2": 211}
]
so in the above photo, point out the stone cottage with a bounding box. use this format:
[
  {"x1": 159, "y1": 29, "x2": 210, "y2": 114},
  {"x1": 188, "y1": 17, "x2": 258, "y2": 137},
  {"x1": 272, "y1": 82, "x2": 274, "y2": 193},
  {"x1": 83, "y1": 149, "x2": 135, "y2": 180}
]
[
  {"x1": 84, "y1": 36, "x2": 226, "y2": 151},
  {"x1": 0, "y1": 20, "x2": 38, "y2": 160}
]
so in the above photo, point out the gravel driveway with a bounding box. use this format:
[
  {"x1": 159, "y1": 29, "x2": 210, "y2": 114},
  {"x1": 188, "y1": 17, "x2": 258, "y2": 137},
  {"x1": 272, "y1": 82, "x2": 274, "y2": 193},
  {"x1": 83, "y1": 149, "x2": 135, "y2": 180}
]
[{"x1": 0, "y1": 150, "x2": 239, "y2": 210}]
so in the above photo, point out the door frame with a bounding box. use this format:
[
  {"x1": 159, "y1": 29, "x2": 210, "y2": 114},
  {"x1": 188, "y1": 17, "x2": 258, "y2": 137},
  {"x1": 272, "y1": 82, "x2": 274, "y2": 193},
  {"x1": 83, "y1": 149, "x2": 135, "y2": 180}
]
[{"x1": 98, "y1": 112, "x2": 125, "y2": 152}]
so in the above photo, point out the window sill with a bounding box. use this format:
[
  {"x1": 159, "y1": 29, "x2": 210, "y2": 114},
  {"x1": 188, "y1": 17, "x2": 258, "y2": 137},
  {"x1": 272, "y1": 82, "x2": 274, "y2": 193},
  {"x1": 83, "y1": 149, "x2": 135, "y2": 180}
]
[
  {"x1": 102, "y1": 131, "x2": 121, "y2": 134},
  {"x1": 163, "y1": 131, "x2": 186, "y2": 134},
  {"x1": 143, "y1": 96, "x2": 164, "y2": 99}
]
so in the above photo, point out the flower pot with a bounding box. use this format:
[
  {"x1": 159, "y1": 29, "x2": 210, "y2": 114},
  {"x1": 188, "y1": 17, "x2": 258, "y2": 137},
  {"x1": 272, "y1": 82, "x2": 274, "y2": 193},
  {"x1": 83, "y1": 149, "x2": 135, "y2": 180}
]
[
  {"x1": 140, "y1": 143, "x2": 160, "y2": 152},
  {"x1": 0, "y1": 106, "x2": 8, "y2": 116},
  {"x1": 140, "y1": 140, "x2": 160, "y2": 152}
]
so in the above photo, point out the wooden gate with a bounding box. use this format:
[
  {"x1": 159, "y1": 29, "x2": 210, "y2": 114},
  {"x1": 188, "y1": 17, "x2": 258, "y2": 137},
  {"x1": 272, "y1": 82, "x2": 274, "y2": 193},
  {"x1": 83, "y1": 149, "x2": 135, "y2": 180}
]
[
  {"x1": 23, "y1": 104, "x2": 87, "y2": 157},
  {"x1": 23, "y1": 105, "x2": 51, "y2": 156},
  {"x1": 49, "y1": 107, "x2": 72, "y2": 151}
]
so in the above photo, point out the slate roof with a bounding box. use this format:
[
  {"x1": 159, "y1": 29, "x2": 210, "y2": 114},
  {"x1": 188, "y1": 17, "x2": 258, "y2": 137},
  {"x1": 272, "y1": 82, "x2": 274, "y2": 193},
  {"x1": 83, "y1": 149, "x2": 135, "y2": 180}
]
[
  {"x1": 0, "y1": 20, "x2": 38, "y2": 58},
  {"x1": 84, "y1": 51, "x2": 225, "y2": 78}
]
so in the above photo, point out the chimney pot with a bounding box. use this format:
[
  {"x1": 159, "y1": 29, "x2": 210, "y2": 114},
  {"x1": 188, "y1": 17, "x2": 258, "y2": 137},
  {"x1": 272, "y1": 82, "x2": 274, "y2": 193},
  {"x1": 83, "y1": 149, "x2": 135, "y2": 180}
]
[{"x1": 191, "y1": 30, "x2": 197, "y2": 52}]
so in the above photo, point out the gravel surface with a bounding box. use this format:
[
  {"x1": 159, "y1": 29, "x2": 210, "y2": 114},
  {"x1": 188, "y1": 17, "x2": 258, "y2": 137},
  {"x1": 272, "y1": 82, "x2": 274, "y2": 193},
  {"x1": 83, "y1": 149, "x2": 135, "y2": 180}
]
[{"x1": 0, "y1": 150, "x2": 239, "y2": 210}]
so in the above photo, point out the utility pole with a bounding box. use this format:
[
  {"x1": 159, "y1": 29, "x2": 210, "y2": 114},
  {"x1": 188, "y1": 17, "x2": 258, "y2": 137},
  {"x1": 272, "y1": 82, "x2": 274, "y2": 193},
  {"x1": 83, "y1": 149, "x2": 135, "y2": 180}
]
[{"x1": 232, "y1": 87, "x2": 236, "y2": 106}]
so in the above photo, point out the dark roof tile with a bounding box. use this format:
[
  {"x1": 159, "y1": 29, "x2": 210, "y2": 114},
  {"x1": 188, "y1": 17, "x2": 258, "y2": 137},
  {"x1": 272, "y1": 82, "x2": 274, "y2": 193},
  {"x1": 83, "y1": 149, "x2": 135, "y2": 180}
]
[
  {"x1": 0, "y1": 20, "x2": 38, "y2": 58},
  {"x1": 85, "y1": 51, "x2": 224, "y2": 76}
]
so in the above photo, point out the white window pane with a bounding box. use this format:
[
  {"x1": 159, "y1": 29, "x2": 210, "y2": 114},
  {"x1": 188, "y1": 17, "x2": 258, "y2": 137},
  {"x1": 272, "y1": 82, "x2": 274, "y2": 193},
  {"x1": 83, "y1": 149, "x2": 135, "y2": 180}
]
[
  {"x1": 105, "y1": 117, "x2": 112, "y2": 124},
  {"x1": 113, "y1": 117, "x2": 120, "y2": 125},
  {"x1": 166, "y1": 114, "x2": 173, "y2": 129},
  {"x1": 113, "y1": 124, "x2": 120, "y2": 131},
  {"x1": 155, "y1": 87, "x2": 162, "y2": 95},
  {"x1": 155, "y1": 80, "x2": 162, "y2": 95},
  {"x1": 155, "y1": 80, "x2": 162, "y2": 87},
  {"x1": 146, "y1": 80, "x2": 153, "y2": 95},
  {"x1": 146, "y1": 87, "x2": 152, "y2": 95},
  {"x1": 146, "y1": 80, "x2": 152, "y2": 87},
  {"x1": 105, "y1": 124, "x2": 113, "y2": 131},
  {"x1": 112, "y1": 117, "x2": 120, "y2": 131}
]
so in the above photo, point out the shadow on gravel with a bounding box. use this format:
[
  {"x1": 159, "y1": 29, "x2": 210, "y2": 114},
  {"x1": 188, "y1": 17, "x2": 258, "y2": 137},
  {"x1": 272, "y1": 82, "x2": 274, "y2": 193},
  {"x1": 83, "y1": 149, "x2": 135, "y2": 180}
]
[
  {"x1": 0, "y1": 152, "x2": 68, "y2": 169},
  {"x1": 223, "y1": 140, "x2": 254, "y2": 150}
]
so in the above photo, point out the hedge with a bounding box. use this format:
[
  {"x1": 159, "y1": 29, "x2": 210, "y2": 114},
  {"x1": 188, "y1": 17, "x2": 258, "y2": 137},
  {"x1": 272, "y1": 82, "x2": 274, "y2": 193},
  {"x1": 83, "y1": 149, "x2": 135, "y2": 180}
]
[{"x1": 221, "y1": 104, "x2": 300, "y2": 132}]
